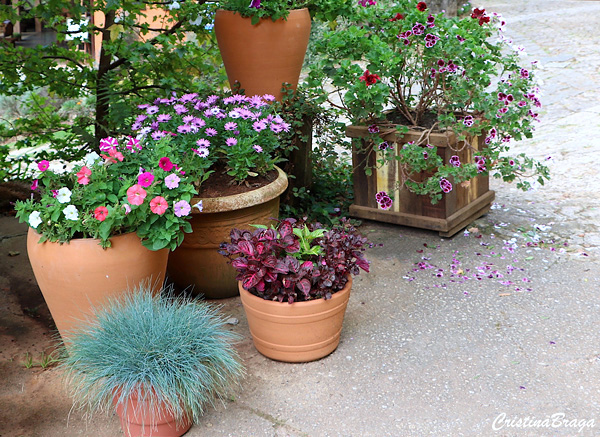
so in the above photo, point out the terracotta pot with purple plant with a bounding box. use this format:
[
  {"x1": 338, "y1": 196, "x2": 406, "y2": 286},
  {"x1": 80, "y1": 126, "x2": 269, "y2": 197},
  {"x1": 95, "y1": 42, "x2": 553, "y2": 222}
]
[{"x1": 220, "y1": 218, "x2": 370, "y2": 363}]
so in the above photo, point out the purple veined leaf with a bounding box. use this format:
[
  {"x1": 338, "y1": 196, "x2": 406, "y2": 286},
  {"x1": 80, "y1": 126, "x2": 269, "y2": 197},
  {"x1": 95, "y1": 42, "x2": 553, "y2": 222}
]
[
  {"x1": 355, "y1": 257, "x2": 370, "y2": 273},
  {"x1": 237, "y1": 240, "x2": 255, "y2": 257},
  {"x1": 297, "y1": 278, "x2": 311, "y2": 297},
  {"x1": 263, "y1": 255, "x2": 278, "y2": 268},
  {"x1": 300, "y1": 260, "x2": 313, "y2": 271},
  {"x1": 286, "y1": 239, "x2": 300, "y2": 253},
  {"x1": 286, "y1": 255, "x2": 300, "y2": 273},
  {"x1": 278, "y1": 220, "x2": 293, "y2": 238},
  {"x1": 263, "y1": 270, "x2": 277, "y2": 282},
  {"x1": 273, "y1": 261, "x2": 289, "y2": 274},
  {"x1": 231, "y1": 257, "x2": 249, "y2": 270},
  {"x1": 263, "y1": 228, "x2": 277, "y2": 241},
  {"x1": 242, "y1": 272, "x2": 262, "y2": 289}
]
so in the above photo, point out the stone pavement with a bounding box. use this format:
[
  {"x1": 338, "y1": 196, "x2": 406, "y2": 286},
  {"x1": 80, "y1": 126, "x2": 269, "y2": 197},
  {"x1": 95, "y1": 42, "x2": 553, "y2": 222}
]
[{"x1": 1, "y1": 0, "x2": 600, "y2": 435}]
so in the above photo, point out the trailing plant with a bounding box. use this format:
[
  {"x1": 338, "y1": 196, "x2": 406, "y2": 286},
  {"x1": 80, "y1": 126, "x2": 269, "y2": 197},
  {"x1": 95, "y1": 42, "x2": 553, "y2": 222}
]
[
  {"x1": 307, "y1": 0, "x2": 550, "y2": 204},
  {"x1": 220, "y1": 218, "x2": 370, "y2": 303},
  {"x1": 14, "y1": 136, "x2": 198, "y2": 250},
  {"x1": 59, "y1": 284, "x2": 244, "y2": 426}
]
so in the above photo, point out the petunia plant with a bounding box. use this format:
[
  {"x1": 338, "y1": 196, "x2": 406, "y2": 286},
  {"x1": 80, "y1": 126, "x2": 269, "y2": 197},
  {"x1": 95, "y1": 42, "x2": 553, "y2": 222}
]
[
  {"x1": 133, "y1": 93, "x2": 289, "y2": 186},
  {"x1": 217, "y1": 0, "x2": 353, "y2": 24},
  {"x1": 15, "y1": 136, "x2": 198, "y2": 250},
  {"x1": 307, "y1": 0, "x2": 550, "y2": 204}
]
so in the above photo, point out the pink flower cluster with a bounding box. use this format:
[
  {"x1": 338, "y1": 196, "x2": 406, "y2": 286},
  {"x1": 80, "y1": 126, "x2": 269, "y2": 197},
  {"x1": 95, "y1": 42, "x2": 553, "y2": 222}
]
[{"x1": 375, "y1": 191, "x2": 393, "y2": 210}]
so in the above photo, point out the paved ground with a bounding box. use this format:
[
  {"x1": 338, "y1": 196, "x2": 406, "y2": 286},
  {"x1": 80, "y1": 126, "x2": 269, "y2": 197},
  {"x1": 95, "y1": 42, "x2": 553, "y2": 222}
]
[{"x1": 2, "y1": 0, "x2": 600, "y2": 436}]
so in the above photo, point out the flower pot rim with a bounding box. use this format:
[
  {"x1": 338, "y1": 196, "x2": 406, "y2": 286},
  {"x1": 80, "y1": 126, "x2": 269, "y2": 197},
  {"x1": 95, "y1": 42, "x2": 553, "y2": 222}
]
[
  {"x1": 238, "y1": 275, "x2": 352, "y2": 309},
  {"x1": 28, "y1": 228, "x2": 142, "y2": 247},
  {"x1": 215, "y1": 7, "x2": 310, "y2": 17},
  {"x1": 192, "y1": 166, "x2": 287, "y2": 214}
]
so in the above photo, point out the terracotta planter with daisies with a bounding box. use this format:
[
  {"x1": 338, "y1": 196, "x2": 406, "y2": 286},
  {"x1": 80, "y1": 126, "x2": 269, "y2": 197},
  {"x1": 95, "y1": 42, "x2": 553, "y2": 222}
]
[
  {"x1": 347, "y1": 125, "x2": 494, "y2": 237},
  {"x1": 167, "y1": 166, "x2": 288, "y2": 299}
]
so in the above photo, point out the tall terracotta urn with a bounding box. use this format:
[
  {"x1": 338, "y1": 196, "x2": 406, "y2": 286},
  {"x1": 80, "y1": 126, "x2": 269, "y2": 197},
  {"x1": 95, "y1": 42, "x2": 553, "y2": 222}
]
[
  {"x1": 167, "y1": 167, "x2": 288, "y2": 299},
  {"x1": 27, "y1": 230, "x2": 169, "y2": 339},
  {"x1": 214, "y1": 8, "x2": 311, "y2": 100}
]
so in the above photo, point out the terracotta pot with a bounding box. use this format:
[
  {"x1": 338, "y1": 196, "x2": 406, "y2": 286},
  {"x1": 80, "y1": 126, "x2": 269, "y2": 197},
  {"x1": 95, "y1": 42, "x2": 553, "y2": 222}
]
[
  {"x1": 214, "y1": 8, "x2": 311, "y2": 101},
  {"x1": 167, "y1": 167, "x2": 288, "y2": 299},
  {"x1": 27, "y1": 229, "x2": 168, "y2": 339},
  {"x1": 239, "y1": 276, "x2": 353, "y2": 363},
  {"x1": 114, "y1": 389, "x2": 192, "y2": 437}
]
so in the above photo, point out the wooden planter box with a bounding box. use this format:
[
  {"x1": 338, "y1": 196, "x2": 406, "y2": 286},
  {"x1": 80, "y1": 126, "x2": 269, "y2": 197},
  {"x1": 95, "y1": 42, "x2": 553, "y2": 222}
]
[{"x1": 347, "y1": 125, "x2": 495, "y2": 237}]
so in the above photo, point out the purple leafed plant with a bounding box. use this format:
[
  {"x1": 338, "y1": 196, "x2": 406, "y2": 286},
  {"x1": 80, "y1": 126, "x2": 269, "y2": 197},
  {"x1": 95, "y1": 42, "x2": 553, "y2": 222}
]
[{"x1": 219, "y1": 218, "x2": 370, "y2": 303}]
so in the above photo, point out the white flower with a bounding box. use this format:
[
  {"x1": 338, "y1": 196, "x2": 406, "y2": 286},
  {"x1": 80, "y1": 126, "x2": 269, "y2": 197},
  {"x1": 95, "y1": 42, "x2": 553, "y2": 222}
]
[
  {"x1": 168, "y1": 1, "x2": 180, "y2": 9},
  {"x1": 63, "y1": 205, "x2": 79, "y2": 221},
  {"x1": 190, "y1": 15, "x2": 203, "y2": 26},
  {"x1": 192, "y1": 200, "x2": 203, "y2": 212},
  {"x1": 228, "y1": 110, "x2": 241, "y2": 119},
  {"x1": 56, "y1": 187, "x2": 72, "y2": 204},
  {"x1": 84, "y1": 151, "x2": 101, "y2": 166},
  {"x1": 29, "y1": 211, "x2": 42, "y2": 229}
]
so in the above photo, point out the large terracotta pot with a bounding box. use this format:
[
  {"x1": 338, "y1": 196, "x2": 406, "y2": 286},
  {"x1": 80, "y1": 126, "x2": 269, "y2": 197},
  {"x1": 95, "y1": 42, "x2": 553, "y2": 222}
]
[
  {"x1": 214, "y1": 8, "x2": 311, "y2": 101},
  {"x1": 27, "y1": 230, "x2": 168, "y2": 339},
  {"x1": 167, "y1": 167, "x2": 288, "y2": 299},
  {"x1": 239, "y1": 276, "x2": 353, "y2": 363},
  {"x1": 115, "y1": 389, "x2": 192, "y2": 437}
]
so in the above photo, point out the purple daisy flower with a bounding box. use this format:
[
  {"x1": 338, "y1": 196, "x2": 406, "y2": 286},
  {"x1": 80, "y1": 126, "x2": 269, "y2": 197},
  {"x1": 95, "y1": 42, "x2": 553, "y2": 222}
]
[
  {"x1": 146, "y1": 105, "x2": 159, "y2": 115},
  {"x1": 196, "y1": 138, "x2": 210, "y2": 148},
  {"x1": 253, "y1": 121, "x2": 267, "y2": 132},
  {"x1": 151, "y1": 131, "x2": 166, "y2": 141},
  {"x1": 253, "y1": 145, "x2": 263, "y2": 153},
  {"x1": 224, "y1": 122, "x2": 237, "y2": 131},
  {"x1": 157, "y1": 114, "x2": 172, "y2": 123},
  {"x1": 205, "y1": 127, "x2": 218, "y2": 137},
  {"x1": 226, "y1": 137, "x2": 238, "y2": 147},
  {"x1": 177, "y1": 124, "x2": 192, "y2": 134}
]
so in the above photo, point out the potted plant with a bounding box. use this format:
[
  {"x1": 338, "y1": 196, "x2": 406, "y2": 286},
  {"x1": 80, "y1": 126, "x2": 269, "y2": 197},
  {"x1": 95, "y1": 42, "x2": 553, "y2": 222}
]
[
  {"x1": 131, "y1": 93, "x2": 289, "y2": 298},
  {"x1": 59, "y1": 283, "x2": 244, "y2": 437},
  {"x1": 14, "y1": 135, "x2": 198, "y2": 338},
  {"x1": 213, "y1": 0, "x2": 351, "y2": 100},
  {"x1": 220, "y1": 218, "x2": 370, "y2": 362},
  {"x1": 308, "y1": 0, "x2": 550, "y2": 236}
]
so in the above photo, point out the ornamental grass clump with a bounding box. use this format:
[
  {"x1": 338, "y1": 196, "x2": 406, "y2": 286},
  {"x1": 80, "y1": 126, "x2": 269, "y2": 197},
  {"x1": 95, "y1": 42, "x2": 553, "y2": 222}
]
[
  {"x1": 308, "y1": 0, "x2": 550, "y2": 203},
  {"x1": 133, "y1": 93, "x2": 289, "y2": 185},
  {"x1": 59, "y1": 284, "x2": 244, "y2": 426},
  {"x1": 220, "y1": 218, "x2": 370, "y2": 303},
  {"x1": 14, "y1": 136, "x2": 198, "y2": 250}
]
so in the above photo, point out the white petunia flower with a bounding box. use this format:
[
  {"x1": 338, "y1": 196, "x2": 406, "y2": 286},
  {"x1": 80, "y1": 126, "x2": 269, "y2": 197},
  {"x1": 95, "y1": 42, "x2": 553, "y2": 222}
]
[
  {"x1": 29, "y1": 211, "x2": 42, "y2": 228},
  {"x1": 84, "y1": 151, "x2": 101, "y2": 167},
  {"x1": 56, "y1": 187, "x2": 72, "y2": 204},
  {"x1": 63, "y1": 205, "x2": 79, "y2": 221}
]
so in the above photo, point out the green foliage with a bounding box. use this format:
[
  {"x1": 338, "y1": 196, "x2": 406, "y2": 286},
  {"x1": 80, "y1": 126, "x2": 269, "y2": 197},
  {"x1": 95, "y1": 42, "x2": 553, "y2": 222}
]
[
  {"x1": 59, "y1": 284, "x2": 244, "y2": 425},
  {"x1": 218, "y1": 0, "x2": 353, "y2": 24},
  {"x1": 307, "y1": 0, "x2": 550, "y2": 202},
  {"x1": 14, "y1": 136, "x2": 198, "y2": 250},
  {"x1": 0, "y1": 0, "x2": 226, "y2": 179}
]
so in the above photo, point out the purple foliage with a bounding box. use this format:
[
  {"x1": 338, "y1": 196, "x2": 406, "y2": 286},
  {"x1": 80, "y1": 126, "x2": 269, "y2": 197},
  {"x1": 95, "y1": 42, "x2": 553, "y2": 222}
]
[{"x1": 219, "y1": 218, "x2": 370, "y2": 303}]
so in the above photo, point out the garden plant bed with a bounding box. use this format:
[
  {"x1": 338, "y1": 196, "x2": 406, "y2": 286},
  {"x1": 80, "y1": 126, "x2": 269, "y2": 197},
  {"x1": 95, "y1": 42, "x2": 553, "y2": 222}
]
[{"x1": 347, "y1": 125, "x2": 495, "y2": 237}]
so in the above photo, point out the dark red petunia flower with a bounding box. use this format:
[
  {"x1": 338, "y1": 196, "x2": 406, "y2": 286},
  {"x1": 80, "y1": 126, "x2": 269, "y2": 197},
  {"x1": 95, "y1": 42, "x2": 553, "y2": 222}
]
[
  {"x1": 389, "y1": 12, "x2": 404, "y2": 21},
  {"x1": 416, "y1": 2, "x2": 427, "y2": 11}
]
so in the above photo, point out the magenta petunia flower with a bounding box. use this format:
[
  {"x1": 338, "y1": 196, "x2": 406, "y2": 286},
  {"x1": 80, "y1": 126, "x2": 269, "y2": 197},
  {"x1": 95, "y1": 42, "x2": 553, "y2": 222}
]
[
  {"x1": 138, "y1": 172, "x2": 155, "y2": 187},
  {"x1": 173, "y1": 200, "x2": 191, "y2": 217},
  {"x1": 150, "y1": 196, "x2": 168, "y2": 215},
  {"x1": 30, "y1": 179, "x2": 38, "y2": 191},
  {"x1": 126, "y1": 137, "x2": 141, "y2": 151},
  {"x1": 99, "y1": 137, "x2": 119, "y2": 151},
  {"x1": 38, "y1": 160, "x2": 50, "y2": 171},
  {"x1": 159, "y1": 157, "x2": 174, "y2": 171}
]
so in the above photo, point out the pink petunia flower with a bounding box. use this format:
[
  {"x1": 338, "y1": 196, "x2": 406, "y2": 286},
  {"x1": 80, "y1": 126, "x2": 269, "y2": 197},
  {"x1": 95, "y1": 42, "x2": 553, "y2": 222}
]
[
  {"x1": 77, "y1": 166, "x2": 92, "y2": 185},
  {"x1": 164, "y1": 174, "x2": 180, "y2": 189},
  {"x1": 150, "y1": 196, "x2": 168, "y2": 215},
  {"x1": 127, "y1": 184, "x2": 147, "y2": 206},
  {"x1": 94, "y1": 206, "x2": 109, "y2": 221},
  {"x1": 173, "y1": 200, "x2": 191, "y2": 217}
]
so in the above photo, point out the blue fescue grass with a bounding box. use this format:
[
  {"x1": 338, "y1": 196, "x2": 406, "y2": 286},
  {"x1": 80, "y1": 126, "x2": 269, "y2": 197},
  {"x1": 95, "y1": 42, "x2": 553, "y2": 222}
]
[{"x1": 59, "y1": 283, "x2": 244, "y2": 424}]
